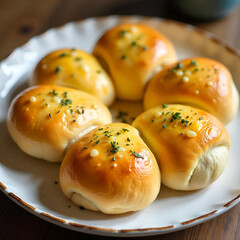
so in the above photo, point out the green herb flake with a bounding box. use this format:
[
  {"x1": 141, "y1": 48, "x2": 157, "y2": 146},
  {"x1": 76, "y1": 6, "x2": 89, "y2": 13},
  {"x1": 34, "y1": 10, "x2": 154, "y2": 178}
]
[
  {"x1": 122, "y1": 128, "x2": 130, "y2": 132},
  {"x1": 57, "y1": 110, "x2": 60, "y2": 114},
  {"x1": 64, "y1": 91, "x2": 68, "y2": 98},
  {"x1": 121, "y1": 55, "x2": 127, "y2": 60},
  {"x1": 116, "y1": 132, "x2": 121, "y2": 136},
  {"x1": 83, "y1": 147, "x2": 88, "y2": 149},
  {"x1": 73, "y1": 119, "x2": 77, "y2": 122},
  {"x1": 131, "y1": 41, "x2": 137, "y2": 47},
  {"x1": 130, "y1": 150, "x2": 144, "y2": 159},
  {"x1": 127, "y1": 137, "x2": 131, "y2": 142},
  {"x1": 49, "y1": 89, "x2": 58, "y2": 96},
  {"x1": 75, "y1": 57, "x2": 82, "y2": 61},
  {"x1": 49, "y1": 113, "x2": 52, "y2": 118},
  {"x1": 95, "y1": 140, "x2": 100, "y2": 145},
  {"x1": 199, "y1": 117, "x2": 203, "y2": 120},
  {"x1": 77, "y1": 109, "x2": 81, "y2": 114},
  {"x1": 116, "y1": 110, "x2": 128, "y2": 119},
  {"x1": 191, "y1": 60, "x2": 198, "y2": 66},
  {"x1": 59, "y1": 52, "x2": 68, "y2": 57},
  {"x1": 113, "y1": 156, "x2": 116, "y2": 161},
  {"x1": 55, "y1": 66, "x2": 61, "y2": 74},
  {"x1": 163, "y1": 124, "x2": 167, "y2": 129},
  {"x1": 120, "y1": 30, "x2": 127, "y2": 37},
  {"x1": 162, "y1": 104, "x2": 168, "y2": 108},
  {"x1": 98, "y1": 128, "x2": 103, "y2": 131},
  {"x1": 110, "y1": 141, "x2": 120, "y2": 154},
  {"x1": 181, "y1": 132, "x2": 184, "y2": 135},
  {"x1": 61, "y1": 98, "x2": 72, "y2": 106}
]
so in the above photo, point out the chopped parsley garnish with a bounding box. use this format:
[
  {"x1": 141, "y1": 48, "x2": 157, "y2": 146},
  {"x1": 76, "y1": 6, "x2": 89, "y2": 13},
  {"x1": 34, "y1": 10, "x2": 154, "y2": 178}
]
[
  {"x1": 75, "y1": 57, "x2": 82, "y2": 61},
  {"x1": 122, "y1": 128, "x2": 130, "y2": 132},
  {"x1": 49, "y1": 89, "x2": 58, "y2": 96},
  {"x1": 55, "y1": 66, "x2": 61, "y2": 74},
  {"x1": 120, "y1": 30, "x2": 127, "y2": 37},
  {"x1": 98, "y1": 128, "x2": 103, "y2": 130},
  {"x1": 163, "y1": 124, "x2": 167, "y2": 129},
  {"x1": 191, "y1": 60, "x2": 198, "y2": 66},
  {"x1": 130, "y1": 150, "x2": 144, "y2": 159},
  {"x1": 110, "y1": 141, "x2": 120, "y2": 154},
  {"x1": 121, "y1": 55, "x2": 127, "y2": 60},
  {"x1": 64, "y1": 91, "x2": 68, "y2": 98},
  {"x1": 77, "y1": 109, "x2": 81, "y2": 114},
  {"x1": 95, "y1": 140, "x2": 100, "y2": 145},
  {"x1": 83, "y1": 147, "x2": 88, "y2": 149},
  {"x1": 73, "y1": 119, "x2": 77, "y2": 122},
  {"x1": 162, "y1": 104, "x2": 168, "y2": 108},
  {"x1": 131, "y1": 41, "x2": 137, "y2": 47},
  {"x1": 127, "y1": 137, "x2": 131, "y2": 142},
  {"x1": 113, "y1": 156, "x2": 116, "y2": 161},
  {"x1": 57, "y1": 110, "x2": 60, "y2": 114},
  {"x1": 49, "y1": 113, "x2": 52, "y2": 118},
  {"x1": 59, "y1": 52, "x2": 68, "y2": 57},
  {"x1": 116, "y1": 110, "x2": 128, "y2": 119},
  {"x1": 116, "y1": 132, "x2": 121, "y2": 135},
  {"x1": 181, "y1": 132, "x2": 184, "y2": 135},
  {"x1": 61, "y1": 98, "x2": 72, "y2": 106},
  {"x1": 199, "y1": 117, "x2": 203, "y2": 120},
  {"x1": 142, "y1": 46, "x2": 148, "y2": 50}
]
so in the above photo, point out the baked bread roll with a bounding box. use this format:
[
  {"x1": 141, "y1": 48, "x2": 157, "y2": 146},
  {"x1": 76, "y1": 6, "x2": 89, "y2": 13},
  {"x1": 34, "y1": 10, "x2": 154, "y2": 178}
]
[
  {"x1": 93, "y1": 23, "x2": 177, "y2": 101},
  {"x1": 144, "y1": 57, "x2": 239, "y2": 124},
  {"x1": 7, "y1": 85, "x2": 112, "y2": 162},
  {"x1": 59, "y1": 123, "x2": 160, "y2": 214},
  {"x1": 31, "y1": 49, "x2": 115, "y2": 106},
  {"x1": 132, "y1": 104, "x2": 230, "y2": 191}
]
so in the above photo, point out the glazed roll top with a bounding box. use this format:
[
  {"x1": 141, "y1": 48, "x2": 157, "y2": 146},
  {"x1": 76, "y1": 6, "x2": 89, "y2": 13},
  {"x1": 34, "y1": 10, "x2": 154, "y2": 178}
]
[
  {"x1": 132, "y1": 104, "x2": 231, "y2": 191},
  {"x1": 59, "y1": 123, "x2": 161, "y2": 214},
  {"x1": 144, "y1": 57, "x2": 239, "y2": 124},
  {"x1": 93, "y1": 23, "x2": 176, "y2": 101},
  {"x1": 7, "y1": 85, "x2": 112, "y2": 162},
  {"x1": 31, "y1": 49, "x2": 115, "y2": 106}
]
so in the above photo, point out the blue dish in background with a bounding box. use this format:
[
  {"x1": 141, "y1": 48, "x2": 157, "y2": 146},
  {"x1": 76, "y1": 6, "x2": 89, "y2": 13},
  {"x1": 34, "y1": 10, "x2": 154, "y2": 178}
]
[{"x1": 173, "y1": 0, "x2": 240, "y2": 20}]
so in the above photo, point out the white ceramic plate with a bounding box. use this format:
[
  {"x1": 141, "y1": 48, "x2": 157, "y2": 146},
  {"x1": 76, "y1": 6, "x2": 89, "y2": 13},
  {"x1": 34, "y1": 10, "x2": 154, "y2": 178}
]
[{"x1": 0, "y1": 16, "x2": 240, "y2": 237}]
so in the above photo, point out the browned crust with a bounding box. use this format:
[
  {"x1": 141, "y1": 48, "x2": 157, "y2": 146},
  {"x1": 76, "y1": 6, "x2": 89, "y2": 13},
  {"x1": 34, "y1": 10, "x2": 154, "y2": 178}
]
[
  {"x1": 181, "y1": 210, "x2": 217, "y2": 225},
  {"x1": 224, "y1": 194, "x2": 240, "y2": 208},
  {"x1": 8, "y1": 192, "x2": 35, "y2": 211},
  {"x1": 0, "y1": 181, "x2": 7, "y2": 190},
  {"x1": 40, "y1": 212, "x2": 66, "y2": 223}
]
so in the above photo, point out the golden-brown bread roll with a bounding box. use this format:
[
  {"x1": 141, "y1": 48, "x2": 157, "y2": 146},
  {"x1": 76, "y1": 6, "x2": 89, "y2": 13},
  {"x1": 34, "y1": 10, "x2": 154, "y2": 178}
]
[
  {"x1": 31, "y1": 49, "x2": 115, "y2": 106},
  {"x1": 59, "y1": 123, "x2": 161, "y2": 214},
  {"x1": 7, "y1": 85, "x2": 112, "y2": 162},
  {"x1": 132, "y1": 104, "x2": 231, "y2": 191},
  {"x1": 93, "y1": 23, "x2": 177, "y2": 101},
  {"x1": 144, "y1": 57, "x2": 239, "y2": 124}
]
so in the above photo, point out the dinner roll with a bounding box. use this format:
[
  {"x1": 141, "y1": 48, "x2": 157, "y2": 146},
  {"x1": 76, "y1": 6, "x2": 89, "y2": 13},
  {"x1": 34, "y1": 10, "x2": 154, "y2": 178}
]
[
  {"x1": 132, "y1": 104, "x2": 230, "y2": 191},
  {"x1": 7, "y1": 85, "x2": 112, "y2": 162},
  {"x1": 144, "y1": 57, "x2": 239, "y2": 124},
  {"x1": 31, "y1": 49, "x2": 115, "y2": 106},
  {"x1": 59, "y1": 123, "x2": 160, "y2": 214},
  {"x1": 93, "y1": 23, "x2": 176, "y2": 101}
]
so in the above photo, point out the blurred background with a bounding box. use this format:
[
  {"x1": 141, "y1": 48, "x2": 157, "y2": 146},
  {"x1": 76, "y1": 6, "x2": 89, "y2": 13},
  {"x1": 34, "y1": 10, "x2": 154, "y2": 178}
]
[{"x1": 0, "y1": 0, "x2": 239, "y2": 61}]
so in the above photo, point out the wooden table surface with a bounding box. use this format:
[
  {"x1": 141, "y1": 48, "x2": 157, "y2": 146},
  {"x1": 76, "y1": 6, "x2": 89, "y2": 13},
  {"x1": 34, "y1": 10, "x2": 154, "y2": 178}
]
[{"x1": 0, "y1": 1, "x2": 240, "y2": 239}]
